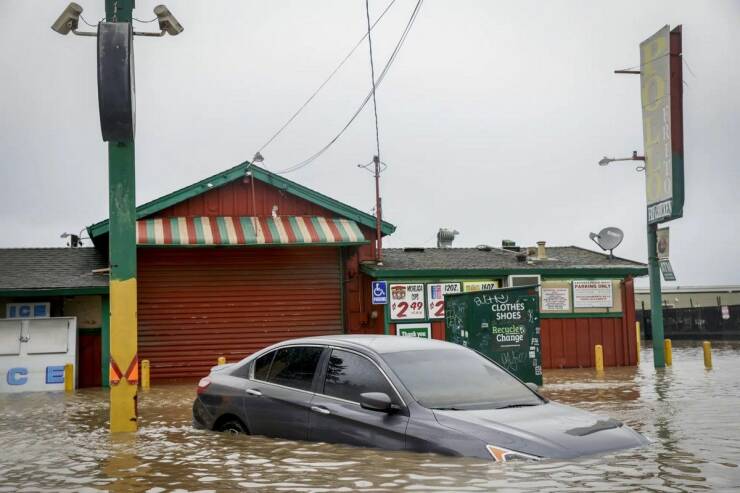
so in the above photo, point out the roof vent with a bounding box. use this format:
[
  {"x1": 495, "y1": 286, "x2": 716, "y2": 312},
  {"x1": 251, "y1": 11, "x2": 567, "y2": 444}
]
[
  {"x1": 403, "y1": 247, "x2": 425, "y2": 253},
  {"x1": 437, "y1": 228, "x2": 459, "y2": 248},
  {"x1": 537, "y1": 241, "x2": 547, "y2": 260},
  {"x1": 501, "y1": 239, "x2": 521, "y2": 252},
  {"x1": 476, "y1": 244, "x2": 492, "y2": 252}
]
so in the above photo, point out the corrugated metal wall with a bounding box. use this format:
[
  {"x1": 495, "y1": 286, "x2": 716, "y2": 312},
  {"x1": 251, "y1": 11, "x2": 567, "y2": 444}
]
[{"x1": 138, "y1": 247, "x2": 342, "y2": 379}]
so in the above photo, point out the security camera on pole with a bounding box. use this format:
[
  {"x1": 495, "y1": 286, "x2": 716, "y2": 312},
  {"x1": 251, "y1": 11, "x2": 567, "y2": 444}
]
[{"x1": 51, "y1": 1, "x2": 183, "y2": 432}]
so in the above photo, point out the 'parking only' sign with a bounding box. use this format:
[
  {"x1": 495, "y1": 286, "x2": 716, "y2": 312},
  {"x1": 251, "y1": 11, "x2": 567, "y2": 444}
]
[{"x1": 372, "y1": 281, "x2": 388, "y2": 305}]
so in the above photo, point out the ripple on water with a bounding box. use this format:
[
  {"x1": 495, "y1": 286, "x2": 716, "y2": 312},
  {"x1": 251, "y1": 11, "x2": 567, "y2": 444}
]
[{"x1": 0, "y1": 342, "x2": 739, "y2": 491}]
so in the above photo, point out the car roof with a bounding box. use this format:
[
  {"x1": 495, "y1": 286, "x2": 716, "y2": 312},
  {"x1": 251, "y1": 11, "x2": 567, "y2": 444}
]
[{"x1": 277, "y1": 334, "x2": 461, "y2": 354}]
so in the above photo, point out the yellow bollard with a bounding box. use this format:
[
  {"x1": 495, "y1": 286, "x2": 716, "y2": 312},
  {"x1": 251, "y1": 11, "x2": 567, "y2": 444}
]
[
  {"x1": 664, "y1": 338, "x2": 673, "y2": 366},
  {"x1": 635, "y1": 322, "x2": 641, "y2": 364},
  {"x1": 217, "y1": 356, "x2": 226, "y2": 366},
  {"x1": 141, "y1": 360, "x2": 150, "y2": 390},
  {"x1": 595, "y1": 345, "x2": 604, "y2": 372},
  {"x1": 703, "y1": 341, "x2": 713, "y2": 369},
  {"x1": 64, "y1": 363, "x2": 74, "y2": 392}
]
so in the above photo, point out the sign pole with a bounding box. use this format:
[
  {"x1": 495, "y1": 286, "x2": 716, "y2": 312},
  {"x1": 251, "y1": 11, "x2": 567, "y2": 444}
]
[
  {"x1": 105, "y1": 0, "x2": 138, "y2": 433},
  {"x1": 647, "y1": 223, "x2": 665, "y2": 368}
]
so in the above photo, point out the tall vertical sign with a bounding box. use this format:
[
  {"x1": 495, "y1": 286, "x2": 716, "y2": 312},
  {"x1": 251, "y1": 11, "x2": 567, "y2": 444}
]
[
  {"x1": 639, "y1": 25, "x2": 684, "y2": 368},
  {"x1": 640, "y1": 25, "x2": 684, "y2": 224}
]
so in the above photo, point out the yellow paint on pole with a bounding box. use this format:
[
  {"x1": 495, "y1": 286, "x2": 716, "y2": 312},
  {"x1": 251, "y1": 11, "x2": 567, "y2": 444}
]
[
  {"x1": 141, "y1": 359, "x2": 150, "y2": 390},
  {"x1": 218, "y1": 356, "x2": 226, "y2": 366},
  {"x1": 635, "y1": 322, "x2": 641, "y2": 364},
  {"x1": 664, "y1": 338, "x2": 673, "y2": 366},
  {"x1": 703, "y1": 341, "x2": 713, "y2": 369},
  {"x1": 64, "y1": 363, "x2": 74, "y2": 392},
  {"x1": 595, "y1": 345, "x2": 604, "y2": 372},
  {"x1": 110, "y1": 278, "x2": 138, "y2": 433}
]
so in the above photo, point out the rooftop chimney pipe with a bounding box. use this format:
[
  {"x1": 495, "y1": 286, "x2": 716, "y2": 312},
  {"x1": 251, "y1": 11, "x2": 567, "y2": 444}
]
[{"x1": 537, "y1": 241, "x2": 546, "y2": 260}]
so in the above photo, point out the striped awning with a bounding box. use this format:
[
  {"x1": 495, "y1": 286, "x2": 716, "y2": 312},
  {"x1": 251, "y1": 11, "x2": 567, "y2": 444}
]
[{"x1": 136, "y1": 216, "x2": 367, "y2": 246}]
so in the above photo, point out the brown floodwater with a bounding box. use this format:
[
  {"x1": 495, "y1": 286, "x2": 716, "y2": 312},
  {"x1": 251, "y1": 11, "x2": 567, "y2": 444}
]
[{"x1": 1, "y1": 341, "x2": 739, "y2": 492}]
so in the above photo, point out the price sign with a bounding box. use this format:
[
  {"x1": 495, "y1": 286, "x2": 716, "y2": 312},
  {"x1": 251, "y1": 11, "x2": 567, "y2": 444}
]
[
  {"x1": 390, "y1": 283, "x2": 425, "y2": 320},
  {"x1": 427, "y1": 282, "x2": 461, "y2": 319}
]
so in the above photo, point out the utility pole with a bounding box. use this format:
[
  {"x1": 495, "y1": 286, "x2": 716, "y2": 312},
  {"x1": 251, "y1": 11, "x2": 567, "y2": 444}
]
[
  {"x1": 647, "y1": 223, "x2": 666, "y2": 366},
  {"x1": 52, "y1": 0, "x2": 182, "y2": 432},
  {"x1": 105, "y1": 0, "x2": 138, "y2": 433},
  {"x1": 373, "y1": 155, "x2": 382, "y2": 262}
]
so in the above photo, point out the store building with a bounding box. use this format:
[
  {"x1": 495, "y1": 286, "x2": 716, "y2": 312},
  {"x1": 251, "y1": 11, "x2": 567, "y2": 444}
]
[
  {"x1": 1, "y1": 161, "x2": 648, "y2": 387},
  {"x1": 356, "y1": 244, "x2": 647, "y2": 369}
]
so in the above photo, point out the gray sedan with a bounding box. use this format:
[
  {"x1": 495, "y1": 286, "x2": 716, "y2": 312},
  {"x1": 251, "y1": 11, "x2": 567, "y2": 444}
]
[{"x1": 192, "y1": 335, "x2": 648, "y2": 461}]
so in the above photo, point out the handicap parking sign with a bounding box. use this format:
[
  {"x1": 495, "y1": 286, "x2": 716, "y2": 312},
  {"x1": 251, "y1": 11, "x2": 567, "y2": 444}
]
[{"x1": 371, "y1": 281, "x2": 388, "y2": 305}]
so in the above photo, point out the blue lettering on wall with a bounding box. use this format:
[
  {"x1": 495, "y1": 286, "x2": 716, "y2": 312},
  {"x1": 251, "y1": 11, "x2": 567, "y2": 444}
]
[
  {"x1": 46, "y1": 366, "x2": 65, "y2": 384},
  {"x1": 7, "y1": 368, "x2": 28, "y2": 385}
]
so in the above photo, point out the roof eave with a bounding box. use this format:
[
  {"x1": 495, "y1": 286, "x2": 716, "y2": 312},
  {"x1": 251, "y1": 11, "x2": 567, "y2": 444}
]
[
  {"x1": 360, "y1": 265, "x2": 649, "y2": 279},
  {"x1": 0, "y1": 286, "x2": 109, "y2": 297},
  {"x1": 88, "y1": 161, "x2": 395, "y2": 243}
]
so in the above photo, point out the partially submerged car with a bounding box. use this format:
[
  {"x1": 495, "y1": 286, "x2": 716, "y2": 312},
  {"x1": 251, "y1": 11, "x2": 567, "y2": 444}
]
[{"x1": 193, "y1": 335, "x2": 648, "y2": 461}]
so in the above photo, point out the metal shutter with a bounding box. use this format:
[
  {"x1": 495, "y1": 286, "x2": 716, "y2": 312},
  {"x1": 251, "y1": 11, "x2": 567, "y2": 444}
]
[{"x1": 137, "y1": 247, "x2": 342, "y2": 379}]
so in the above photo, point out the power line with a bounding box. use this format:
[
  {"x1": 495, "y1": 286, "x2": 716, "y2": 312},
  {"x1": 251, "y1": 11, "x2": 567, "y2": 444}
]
[
  {"x1": 256, "y1": 0, "x2": 398, "y2": 154},
  {"x1": 275, "y1": 0, "x2": 424, "y2": 174},
  {"x1": 365, "y1": 0, "x2": 382, "y2": 162}
]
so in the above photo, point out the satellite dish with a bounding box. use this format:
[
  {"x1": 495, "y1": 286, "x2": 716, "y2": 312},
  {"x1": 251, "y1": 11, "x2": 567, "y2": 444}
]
[{"x1": 589, "y1": 227, "x2": 624, "y2": 258}]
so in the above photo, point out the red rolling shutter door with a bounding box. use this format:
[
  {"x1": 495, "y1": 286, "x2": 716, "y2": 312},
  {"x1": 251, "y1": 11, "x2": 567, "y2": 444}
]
[{"x1": 137, "y1": 247, "x2": 342, "y2": 379}]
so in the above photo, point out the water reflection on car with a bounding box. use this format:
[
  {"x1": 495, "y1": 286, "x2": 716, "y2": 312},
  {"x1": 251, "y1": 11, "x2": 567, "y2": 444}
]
[{"x1": 192, "y1": 336, "x2": 648, "y2": 461}]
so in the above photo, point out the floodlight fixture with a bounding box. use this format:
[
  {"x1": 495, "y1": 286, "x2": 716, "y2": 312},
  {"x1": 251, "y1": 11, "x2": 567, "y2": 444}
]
[
  {"x1": 597, "y1": 150, "x2": 645, "y2": 172},
  {"x1": 252, "y1": 152, "x2": 265, "y2": 164},
  {"x1": 51, "y1": 2, "x2": 83, "y2": 35},
  {"x1": 154, "y1": 5, "x2": 184, "y2": 36}
]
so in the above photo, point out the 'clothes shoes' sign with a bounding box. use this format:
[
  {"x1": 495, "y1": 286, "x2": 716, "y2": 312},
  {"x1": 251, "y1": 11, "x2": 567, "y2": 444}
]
[{"x1": 445, "y1": 286, "x2": 542, "y2": 386}]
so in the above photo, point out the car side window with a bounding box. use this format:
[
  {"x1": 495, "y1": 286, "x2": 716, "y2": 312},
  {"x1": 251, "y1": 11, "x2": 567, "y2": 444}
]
[
  {"x1": 323, "y1": 349, "x2": 397, "y2": 404},
  {"x1": 253, "y1": 350, "x2": 275, "y2": 381},
  {"x1": 266, "y1": 346, "x2": 323, "y2": 391}
]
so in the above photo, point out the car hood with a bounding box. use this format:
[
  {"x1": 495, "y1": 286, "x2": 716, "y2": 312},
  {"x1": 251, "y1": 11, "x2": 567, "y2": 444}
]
[{"x1": 433, "y1": 401, "x2": 648, "y2": 460}]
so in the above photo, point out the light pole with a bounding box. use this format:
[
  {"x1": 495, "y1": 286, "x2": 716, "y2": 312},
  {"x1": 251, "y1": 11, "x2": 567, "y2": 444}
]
[
  {"x1": 52, "y1": 1, "x2": 183, "y2": 432},
  {"x1": 599, "y1": 151, "x2": 666, "y2": 368}
]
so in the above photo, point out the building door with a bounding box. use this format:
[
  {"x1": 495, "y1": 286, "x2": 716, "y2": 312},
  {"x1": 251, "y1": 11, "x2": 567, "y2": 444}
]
[
  {"x1": 78, "y1": 331, "x2": 102, "y2": 388},
  {"x1": 137, "y1": 247, "x2": 343, "y2": 380}
]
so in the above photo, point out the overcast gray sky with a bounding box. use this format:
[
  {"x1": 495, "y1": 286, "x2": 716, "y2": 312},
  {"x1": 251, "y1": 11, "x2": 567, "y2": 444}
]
[{"x1": 1, "y1": 0, "x2": 738, "y2": 286}]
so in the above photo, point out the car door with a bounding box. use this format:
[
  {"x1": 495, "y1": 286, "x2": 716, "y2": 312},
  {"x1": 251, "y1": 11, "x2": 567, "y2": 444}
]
[
  {"x1": 242, "y1": 345, "x2": 325, "y2": 440},
  {"x1": 308, "y1": 348, "x2": 409, "y2": 450}
]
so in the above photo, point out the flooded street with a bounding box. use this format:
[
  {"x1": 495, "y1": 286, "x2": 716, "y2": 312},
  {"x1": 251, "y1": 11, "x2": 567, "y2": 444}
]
[{"x1": 1, "y1": 341, "x2": 739, "y2": 492}]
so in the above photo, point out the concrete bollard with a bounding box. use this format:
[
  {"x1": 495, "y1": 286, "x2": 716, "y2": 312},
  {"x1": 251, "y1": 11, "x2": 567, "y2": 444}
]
[
  {"x1": 218, "y1": 356, "x2": 226, "y2": 366},
  {"x1": 64, "y1": 363, "x2": 74, "y2": 392},
  {"x1": 141, "y1": 359, "x2": 150, "y2": 390},
  {"x1": 703, "y1": 341, "x2": 713, "y2": 369},
  {"x1": 635, "y1": 322, "x2": 641, "y2": 364},
  {"x1": 595, "y1": 345, "x2": 604, "y2": 372},
  {"x1": 664, "y1": 338, "x2": 673, "y2": 366}
]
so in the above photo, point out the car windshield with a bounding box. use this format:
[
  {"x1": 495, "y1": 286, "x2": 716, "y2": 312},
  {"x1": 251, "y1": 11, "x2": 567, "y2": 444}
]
[{"x1": 383, "y1": 348, "x2": 543, "y2": 410}]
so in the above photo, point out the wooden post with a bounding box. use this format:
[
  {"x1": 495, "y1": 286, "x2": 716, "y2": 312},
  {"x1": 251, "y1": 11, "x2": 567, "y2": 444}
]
[
  {"x1": 141, "y1": 360, "x2": 150, "y2": 390},
  {"x1": 64, "y1": 363, "x2": 74, "y2": 392},
  {"x1": 595, "y1": 345, "x2": 604, "y2": 372},
  {"x1": 664, "y1": 338, "x2": 673, "y2": 366},
  {"x1": 703, "y1": 341, "x2": 713, "y2": 369}
]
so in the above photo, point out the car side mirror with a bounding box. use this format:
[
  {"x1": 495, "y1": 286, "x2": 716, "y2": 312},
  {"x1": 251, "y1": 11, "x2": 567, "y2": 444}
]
[{"x1": 360, "y1": 392, "x2": 394, "y2": 413}]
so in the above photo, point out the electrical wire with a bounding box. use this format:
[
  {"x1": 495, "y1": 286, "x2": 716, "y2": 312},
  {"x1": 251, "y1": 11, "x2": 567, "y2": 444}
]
[
  {"x1": 275, "y1": 0, "x2": 424, "y2": 174},
  {"x1": 365, "y1": 0, "x2": 382, "y2": 162},
  {"x1": 79, "y1": 14, "x2": 98, "y2": 27},
  {"x1": 256, "y1": 0, "x2": 398, "y2": 154},
  {"x1": 133, "y1": 17, "x2": 158, "y2": 23}
]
